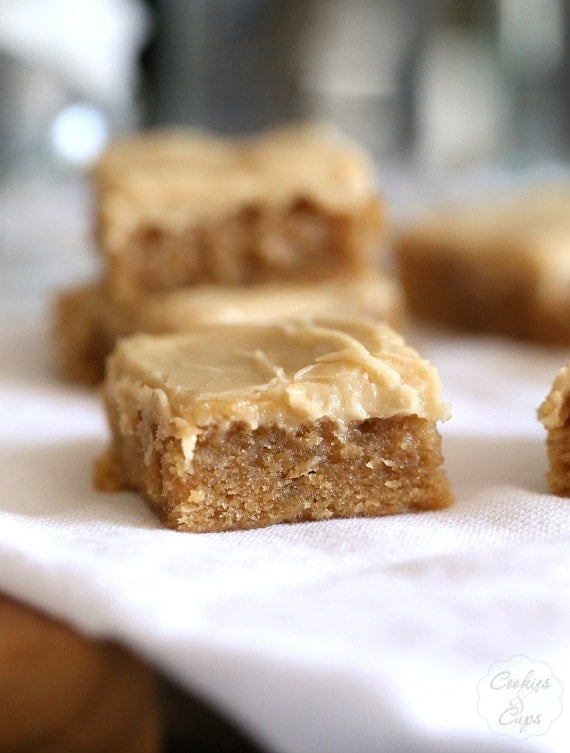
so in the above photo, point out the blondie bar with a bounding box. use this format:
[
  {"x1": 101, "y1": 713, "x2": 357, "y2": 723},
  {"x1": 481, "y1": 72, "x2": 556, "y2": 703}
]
[
  {"x1": 396, "y1": 188, "x2": 570, "y2": 342},
  {"x1": 95, "y1": 125, "x2": 384, "y2": 300},
  {"x1": 95, "y1": 319, "x2": 452, "y2": 532}
]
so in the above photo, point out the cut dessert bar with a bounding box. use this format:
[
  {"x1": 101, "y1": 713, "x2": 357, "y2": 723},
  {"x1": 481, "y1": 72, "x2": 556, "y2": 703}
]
[
  {"x1": 54, "y1": 273, "x2": 405, "y2": 384},
  {"x1": 539, "y1": 362, "x2": 570, "y2": 495},
  {"x1": 94, "y1": 319, "x2": 453, "y2": 532},
  {"x1": 396, "y1": 188, "x2": 570, "y2": 342},
  {"x1": 95, "y1": 125, "x2": 385, "y2": 300}
]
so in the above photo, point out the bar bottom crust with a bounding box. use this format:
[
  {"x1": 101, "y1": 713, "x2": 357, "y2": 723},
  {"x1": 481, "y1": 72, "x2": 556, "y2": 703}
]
[{"x1": 95, "y1": 415, "x2": 453, "y2": 533}]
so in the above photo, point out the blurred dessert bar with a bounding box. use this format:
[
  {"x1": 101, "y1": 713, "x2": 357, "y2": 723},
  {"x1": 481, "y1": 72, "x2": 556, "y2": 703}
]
[
  {"x1": 95, "y1": 125, "x2": 385, "y2": 301},
  {"x1": 94, "y1": 319, "x2": 453, "y2": 532},
  {"x1": 396, "y1": 188, "x2": 570, "y2": 342},
  {"x1": 55, "y1": 273, "x2": 405, "y2": 384},
  {"x1": 55, "y1": 123, "x2": 403, "y2": 385},
  {"x1": 0, "y1": 595, "x2": 161, "y2": 753},
  {"x1": 539, "y1": 361, "x2": 570, "y2": 495}
]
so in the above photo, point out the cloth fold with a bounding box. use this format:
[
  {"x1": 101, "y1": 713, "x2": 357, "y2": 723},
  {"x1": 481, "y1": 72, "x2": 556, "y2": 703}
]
[{"x1": 1, "y1": 311, "x2": 569, "y2": 753}]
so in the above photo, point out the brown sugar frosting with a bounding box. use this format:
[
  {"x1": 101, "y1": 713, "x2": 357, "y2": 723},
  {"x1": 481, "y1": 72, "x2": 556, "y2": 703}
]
[
  {"x1": 96, "y1": 124, "x2": 380, "y2": 247},
  {"x1": 404, "y1": 188, "x2": 570, "y2": 260},
  {"x1": 115, "y1": 274, "x2": 402, "y2": 331},
  {"x1": 107, "y1": 320, "x2": 449, "y2": 468}
]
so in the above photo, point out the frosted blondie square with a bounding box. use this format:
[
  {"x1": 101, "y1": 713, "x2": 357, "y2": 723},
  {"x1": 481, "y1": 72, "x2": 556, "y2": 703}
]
[
  {"x1": 95, "y1": 319, "x2": 453, "y2": 532},
  {"x1": 396, "y1": 188, "x2": 570, "y2": 342},
  {"x1": 95, "y1": 125, "x2": 385, "y2": 300}
]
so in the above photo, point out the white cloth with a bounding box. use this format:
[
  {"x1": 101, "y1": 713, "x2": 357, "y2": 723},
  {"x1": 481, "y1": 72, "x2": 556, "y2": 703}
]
[
  {"x1": 0, "y1": 0, "x2": 150, "y2": 104},
  {"x1": 1, "y1": 305, "x2": 569, "y2": 753}
]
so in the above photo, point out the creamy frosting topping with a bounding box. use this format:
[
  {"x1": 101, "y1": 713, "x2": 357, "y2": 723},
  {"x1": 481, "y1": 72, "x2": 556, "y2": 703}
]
[
  {"x1": 539, "y1": 362, "x2": 570, "y2": 429},
  {"x1": 96, "y1": 124, "x2": 380, "y2": 247},
  {"x1": 106, "y1": 274, "x2": 401, "y2": 332},
  {"x1": 107, "y1": 320, "x2": 449, "y2": 466}
]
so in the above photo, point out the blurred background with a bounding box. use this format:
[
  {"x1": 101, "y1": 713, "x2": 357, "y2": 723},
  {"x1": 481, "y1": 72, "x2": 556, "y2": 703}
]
[
  {"x1": 0, "y1": 0, "x2": 569, "y2": 181},
  {"x1": 143, "y1": 0, "x2": 570, "y2": 170},
  {"x1": 1, "y1": 0, "x2": 568, "y2": 305}
]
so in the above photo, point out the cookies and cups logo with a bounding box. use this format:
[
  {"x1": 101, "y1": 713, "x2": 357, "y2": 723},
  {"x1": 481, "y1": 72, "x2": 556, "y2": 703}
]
[{"x1": 477, "y1": 656, "x2": 563, "y2": 741}]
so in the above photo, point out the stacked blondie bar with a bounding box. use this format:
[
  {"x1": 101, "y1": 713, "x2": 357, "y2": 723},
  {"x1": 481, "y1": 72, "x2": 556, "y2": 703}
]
[
  {"x1": 54, "y1": 124, "x2": 454, "y2": 531},
  {"x1": 55, "y1": 125, "x2": 404, "y2": 383}
]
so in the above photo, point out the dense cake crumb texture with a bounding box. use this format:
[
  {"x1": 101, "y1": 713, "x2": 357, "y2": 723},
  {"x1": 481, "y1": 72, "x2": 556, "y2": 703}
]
[{"x1": 95, "y1": 415, "x2": 453, "y2": 532}]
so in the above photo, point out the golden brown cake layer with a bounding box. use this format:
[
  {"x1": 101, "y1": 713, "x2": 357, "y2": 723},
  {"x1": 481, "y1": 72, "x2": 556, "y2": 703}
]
[
  {"x1": 539, "y1": 362, "x2": 570, "y2": 495},
  {"x1": 95, "y1": 320, "x2": 452, "y2": 532},
  {"x1": 95, "y1": 416, "x2": 453, "y2": 533},
  {"x1": 54, "y1": 274, "x2": 406, "y2": 385},
  {"x1": 95, "y1": 125, "x2": 385, "y2": 299},
  {"x1": 396, "y1": 187, "x2": 570, "y2": 342}
]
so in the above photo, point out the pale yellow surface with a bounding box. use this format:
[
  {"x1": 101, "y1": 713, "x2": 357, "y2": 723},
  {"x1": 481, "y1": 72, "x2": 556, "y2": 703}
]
[
  {"x1": 107, "y1": 320, "x2": 449, "y2": 468},
  {"x1": 96, "y1": 124, "x2": 380, "y2": 251},
  {"x1": 539, "y1": 362, "x2": 570, "y2": 430}
]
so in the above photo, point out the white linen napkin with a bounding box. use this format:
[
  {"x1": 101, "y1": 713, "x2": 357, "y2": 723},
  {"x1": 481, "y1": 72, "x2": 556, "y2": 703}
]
[{"x1": 1, "y1": 308, "x2": 569, "y2": 753}]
